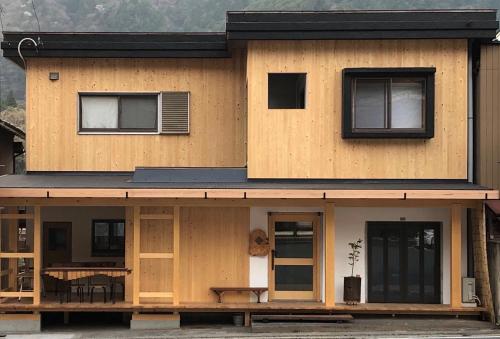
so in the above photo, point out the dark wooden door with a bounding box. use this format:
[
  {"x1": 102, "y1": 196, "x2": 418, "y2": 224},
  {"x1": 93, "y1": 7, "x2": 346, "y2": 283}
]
[
  {"x1": 43, "y1": 222, "x2": 72, "y2": 267},
  {"x1": 367, "y1": 221, "x2": 441, "y2": 304}
]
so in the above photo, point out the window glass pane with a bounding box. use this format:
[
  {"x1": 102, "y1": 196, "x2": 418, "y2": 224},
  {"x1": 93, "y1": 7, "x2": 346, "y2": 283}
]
[
  {"x1": 423, "y1": 228, "x2": 437, "y2": 302},
  {"x1": 391, "y1": 80, "x2": 424, "y2": 128},
  {"x1": 275, "y1": 221, "x2": 313, "y2": 258},
  {"x1": 268, "y1": 73, "x2": 306, "y2": 109},
  {"x1": 93, "y1": 222, "x2": 109, "y2": 251},
  {"x1": 407, "y1": 229, "x2": 421, "y2": 302},
  {"x1": 275, "y1": 265, "x2": 313, "y2": 291},
  {"x1": 120, "y1": 96, "x2": 157, "y2": 129},
  {"x1": 354, "y1": 79, "x2": 386, "y2": 129},
  {"x1": 81, "y1": 96, "x2": 118, "y2": 129}
]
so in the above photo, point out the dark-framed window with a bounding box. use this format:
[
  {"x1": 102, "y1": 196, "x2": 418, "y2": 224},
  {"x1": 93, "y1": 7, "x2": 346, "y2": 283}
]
[
  {"x1": 342, "y1": 68, "x2": 435, "y2": 138},
  {"x1": 268, "y1": 73, "x2": 306, "y2": 109},
  {"x1": 79, "y1": 93, "x2": 158, "y2": 133},
  {"x1": 91, "y1": 219, "x2": 125, "y2": 257}
]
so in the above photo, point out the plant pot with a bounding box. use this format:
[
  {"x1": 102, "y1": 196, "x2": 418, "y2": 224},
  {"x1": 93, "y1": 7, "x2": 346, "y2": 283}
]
[{"x1": 344, "y1": 276, "x2": 361, "y2": 305}]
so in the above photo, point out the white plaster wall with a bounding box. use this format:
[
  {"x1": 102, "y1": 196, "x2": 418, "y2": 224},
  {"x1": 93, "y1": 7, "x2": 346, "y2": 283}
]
[
  {"x1": 249, "y1": 206, "x2": 468, "y2": 305},
  {"x1": 41, "y1": 206, "x2": 125, "y2": 265},
  {"x1": 334, "y1": 207, "x2": 467, "y2": 304}
]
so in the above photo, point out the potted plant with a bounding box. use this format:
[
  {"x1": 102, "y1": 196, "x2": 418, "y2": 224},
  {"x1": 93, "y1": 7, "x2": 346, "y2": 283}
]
[{"x1": 344, "y1": 238, "x2": 362, "y2": 305}]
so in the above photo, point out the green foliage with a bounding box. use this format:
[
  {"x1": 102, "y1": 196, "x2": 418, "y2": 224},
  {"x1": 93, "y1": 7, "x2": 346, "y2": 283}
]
[{"x1": 347, "y1": 238, "x2": 362, "y2": 277}]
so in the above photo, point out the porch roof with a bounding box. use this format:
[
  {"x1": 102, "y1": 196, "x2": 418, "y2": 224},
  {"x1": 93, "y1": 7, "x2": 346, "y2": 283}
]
[{"x1": 0, "y1": 170, "x2": 497, "y2": 200}]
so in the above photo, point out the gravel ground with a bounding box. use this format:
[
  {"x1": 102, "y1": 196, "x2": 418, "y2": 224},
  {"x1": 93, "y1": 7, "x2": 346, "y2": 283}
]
[{"x1": 3, "y1": 317, "x2": 500, "y2": 339}]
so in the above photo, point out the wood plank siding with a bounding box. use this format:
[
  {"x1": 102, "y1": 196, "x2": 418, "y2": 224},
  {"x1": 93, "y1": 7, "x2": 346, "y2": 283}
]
[
  {"x1": 477, "y1": 44, "x2": 500, "y2": 190},
  {"x1": 247, "y1": 40, "x2": 468, "y2": 179},
  {"x1": 25, "y1": 53, "x2": 247, "y2": 171}
]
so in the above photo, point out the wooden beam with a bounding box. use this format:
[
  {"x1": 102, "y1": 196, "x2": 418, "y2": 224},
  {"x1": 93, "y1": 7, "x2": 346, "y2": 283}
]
[
  {"x1": 139, "y1": 214, "x2": 173, "y2": 220},
  {"x1": 0, "y1": 197, "x2": 485, "y2": 208},
  {"x1": 0, "y1": 188, "x2": 497, "y2": 200},
  {"x1": 139, "y1": 253, "x2": 173, "y2": 259},
  {"x1": 7, "y1": 210, "x2": 18, "y2": 291},
  {"x1": 33, "y1": 206, "x2": 41, "y2": 305},
  {"x1": 450, "y1": 204, "x2": 462, "y2": 308},
  {"x1": 0, "y1": 252, "x2": 34, "y2": 258},
  {"x1": 138, "y1": 292, "x2": 173, "y2": 298},
  {"x1": 133, "y1": 206, "x2": 140, "y2": 306},
  {"x1": 0, "y1": 214, "x2": 34, "y2": 220},
  {"x1": 0, "y1": 291, "x2": 34, "y2": 298},
  {"x1": 324, "y1": 203, "x2": 335, "y2": 307},
  {"x1": 172, "y1": 206, "x2": 180, "y2": 306}
]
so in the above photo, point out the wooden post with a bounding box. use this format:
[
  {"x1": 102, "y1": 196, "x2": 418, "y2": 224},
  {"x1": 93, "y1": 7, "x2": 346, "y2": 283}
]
[
  {"x1": 124, "y1": 207, "x2": 133, "y2": 302},
  {"x1": 33, "y1": 206, "x2": 41, "y2": 305},
  {"x1": 324, "y1": 203, "x2": 335, "y2": 307},
  {"x1": 6, "y1": 207, "x2": 17, "y2": 291},
  {"x1": 133, "y1": 206, "x2": 140, "y2": 306},
  {"x1": 172, "y1": 206, "x2": 180, "y2": 305},
  {"x1": 450, "y1": 204, "x2": 462, "y2": 308}
]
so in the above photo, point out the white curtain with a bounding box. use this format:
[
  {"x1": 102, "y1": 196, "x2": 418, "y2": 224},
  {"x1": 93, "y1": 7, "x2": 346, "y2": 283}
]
[{"x1": 81, "y1": 96, "x2": 119, "y2": 129}]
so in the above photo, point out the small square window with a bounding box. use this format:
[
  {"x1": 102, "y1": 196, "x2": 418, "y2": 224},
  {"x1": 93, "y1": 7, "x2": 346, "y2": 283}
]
[
  {"x1": 342, "y1": 68, "x2": 435, "y2": 138},
  {"x1": 268, "y1": 73, "x2": 306, "y2": 109}
]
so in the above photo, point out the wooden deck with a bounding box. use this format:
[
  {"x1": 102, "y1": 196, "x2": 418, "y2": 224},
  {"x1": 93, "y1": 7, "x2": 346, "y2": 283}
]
[{"x1": 0, "y1": 298, "x2": 486, "y2": 316}]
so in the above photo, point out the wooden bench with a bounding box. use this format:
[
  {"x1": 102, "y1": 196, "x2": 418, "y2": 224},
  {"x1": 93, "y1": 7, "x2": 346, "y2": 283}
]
[{"x1": 210, "y1": 287, "x2": 268, "y2": 303}]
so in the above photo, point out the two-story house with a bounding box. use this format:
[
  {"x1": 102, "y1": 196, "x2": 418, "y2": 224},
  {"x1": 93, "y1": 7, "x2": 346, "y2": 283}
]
[{"x1": 0, "y1": 9, "x2": 498, "y2": 332}]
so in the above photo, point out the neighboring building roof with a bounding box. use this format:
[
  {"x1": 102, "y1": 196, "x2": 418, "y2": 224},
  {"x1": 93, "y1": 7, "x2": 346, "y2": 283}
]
[
  {"x1": 1, "y1": 10, "x2": 498, "y2": 66},
  {"x1": 226, "y1": 10, "x2": 499, "y2": 40},
  {"x1": 0, "y1": 118, "x2": 25, "y2": 140}
]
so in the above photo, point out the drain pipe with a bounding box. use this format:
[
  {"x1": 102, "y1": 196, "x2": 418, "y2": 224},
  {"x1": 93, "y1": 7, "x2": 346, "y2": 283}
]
[{"x1": 468, "y1": 40, "x2": 474, "y2": 183}]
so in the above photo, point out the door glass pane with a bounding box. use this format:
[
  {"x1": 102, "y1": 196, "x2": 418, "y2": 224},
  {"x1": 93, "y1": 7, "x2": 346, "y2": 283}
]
[
  {"x1": 369, "y1": 233, "x2": 384, "y2": 301},
  {"x1": 391, "y1": 80, "x2": 424, "y2": 128},
  {"x1": 423, "y1": 228, "x2": 437, "y2": 301},
  {"x1": 275, "y1": 265, "x2": 313, "y2": 291},
  {"x1": 120, "y1": 96, "x2": 157, "y2": 129},
  {"x1": 387, "y1": 231, "x2": 401, "y2": 301},
  {"x1": 48, "y1": 228, "x2": 67, "y2": 251},
  {"x1": 407, "y1": 229, "x2": 421, "y2": 302},
  {"x1": 81, "y1": 96, "x2": 118, "y2": 129},
  {"x1": 354, "y1": 79, "x2": 386, "y2": 129},
  {"x1": 275, "y1": 221, "x2": 313, "y2": 258}
]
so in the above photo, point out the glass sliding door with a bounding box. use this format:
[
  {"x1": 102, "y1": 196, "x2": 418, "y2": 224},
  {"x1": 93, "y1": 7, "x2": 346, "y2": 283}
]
[
  {"x1": 367, "y1": 221, "x2": 441, "y2": 304},
  {"x1": 268, "y1": 213, "x2": 320, "y2": 301}
]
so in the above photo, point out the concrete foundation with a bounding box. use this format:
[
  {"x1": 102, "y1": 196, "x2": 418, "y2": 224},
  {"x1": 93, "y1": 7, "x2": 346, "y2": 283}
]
[
  {"x1": 0, "y1": 313, "x2": 41, "y2": 333},
  {"x1": 130, "y1": 313, "x2": 180, "y2": 330}
]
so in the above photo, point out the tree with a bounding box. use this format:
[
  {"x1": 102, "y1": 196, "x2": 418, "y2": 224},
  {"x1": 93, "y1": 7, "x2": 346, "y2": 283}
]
[{"x1": 5, "y1": 90, "x2": 16, "y2": 107}]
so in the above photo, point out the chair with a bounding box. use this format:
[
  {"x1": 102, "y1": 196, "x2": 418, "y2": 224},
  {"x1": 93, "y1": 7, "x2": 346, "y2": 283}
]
[
  {"x1": 17, "y1": 261, "x2": 33, "y2": 302},
  {"x1": 89, "y1": 275, "x2": 108, "y2": 303}
]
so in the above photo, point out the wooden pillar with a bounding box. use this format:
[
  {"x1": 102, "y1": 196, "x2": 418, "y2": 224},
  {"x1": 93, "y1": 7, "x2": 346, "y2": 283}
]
[
  {"x1": 6, "y1": 207, "x2": 17, "y2": 291},
  {"x1": 450, "y1": 204, "x2": 462, "y2": 308},
  {"x1": 324, "y1": 203, "x2": 335, "y2": 307},
  {"x1": 471, "y1": 203, "x2": 495, "y2": 322},
  {"x1": 124, "y1": 207, "x2": 133, "y2": 302},
  {"x1": 172, "y1": 206, "x2": 180, "y2": 305},
  {"x1": 133, "y1": 206, "x2": 140, "y2": 306},
  {"x1": 33, "y1": 206, "x2": 41, "y2": 305}
]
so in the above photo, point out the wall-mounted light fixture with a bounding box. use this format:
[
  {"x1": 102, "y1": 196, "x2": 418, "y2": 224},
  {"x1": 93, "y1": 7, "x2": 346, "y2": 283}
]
[{"x1": 49, "y1": 72, "x2": 59, "y2": 81}]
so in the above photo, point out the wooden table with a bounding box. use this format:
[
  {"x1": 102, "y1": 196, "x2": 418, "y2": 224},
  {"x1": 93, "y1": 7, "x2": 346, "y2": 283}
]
[{"x1": 42, "y1": 267, "x2": 131, "y2": 303}]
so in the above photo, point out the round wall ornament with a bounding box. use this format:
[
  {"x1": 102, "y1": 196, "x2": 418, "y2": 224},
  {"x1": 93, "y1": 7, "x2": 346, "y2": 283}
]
[{"x1": 249, "y1": 229, "x2": 270, "y2": 256}]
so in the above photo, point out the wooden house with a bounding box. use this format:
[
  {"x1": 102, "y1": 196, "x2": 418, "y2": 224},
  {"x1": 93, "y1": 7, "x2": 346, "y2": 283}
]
[
  {"x1": 0, "y1": 9, "x2": 499, "y2": 331},
  {"x1": 0, "y1": 119, "x2": 24, "y2": 175}
]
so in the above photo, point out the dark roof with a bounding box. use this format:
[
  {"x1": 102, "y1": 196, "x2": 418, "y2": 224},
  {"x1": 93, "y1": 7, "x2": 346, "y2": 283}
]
[
  {"x1": 0, "y1": 119, "x2": 25, "y2": 139},
  {"x1": 1, "y1": 32, "x2": 229, "y2": 66},
  {"x1": 0, "y1": 168, "x2": 490, "y2": 190},
  {"x1": 226, "y1": 10, "x2": 499, "y2": 40},
  {"x1": 1, "y1": 10, "x2": 498, "y2": 66}
]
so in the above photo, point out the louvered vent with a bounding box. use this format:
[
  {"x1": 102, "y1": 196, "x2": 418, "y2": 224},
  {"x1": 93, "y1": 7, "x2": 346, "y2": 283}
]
[{"x1": 161, "y1": 92, "x2": 190, "y2": 134}]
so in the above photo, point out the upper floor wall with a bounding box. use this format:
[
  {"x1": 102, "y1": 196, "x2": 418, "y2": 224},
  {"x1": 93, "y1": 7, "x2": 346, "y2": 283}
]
[
  {"x1": 25, "y1": 52, "x2": 247, "y2": 171},
  {"x1": 247, "y1": 39, "x2": 468, "y2": 179}
]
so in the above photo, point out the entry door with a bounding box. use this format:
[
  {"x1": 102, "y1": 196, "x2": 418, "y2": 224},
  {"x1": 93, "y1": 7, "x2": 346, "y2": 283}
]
[
  {"x1": 43, "y1": 222, "x2": 72, "y2": 268},
  {"x1": 367, "y1": 221, "x2": 441, "y2": 304},
  {"x1": 268, "y1": 213, "x2": 320, "y2": 301}
]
